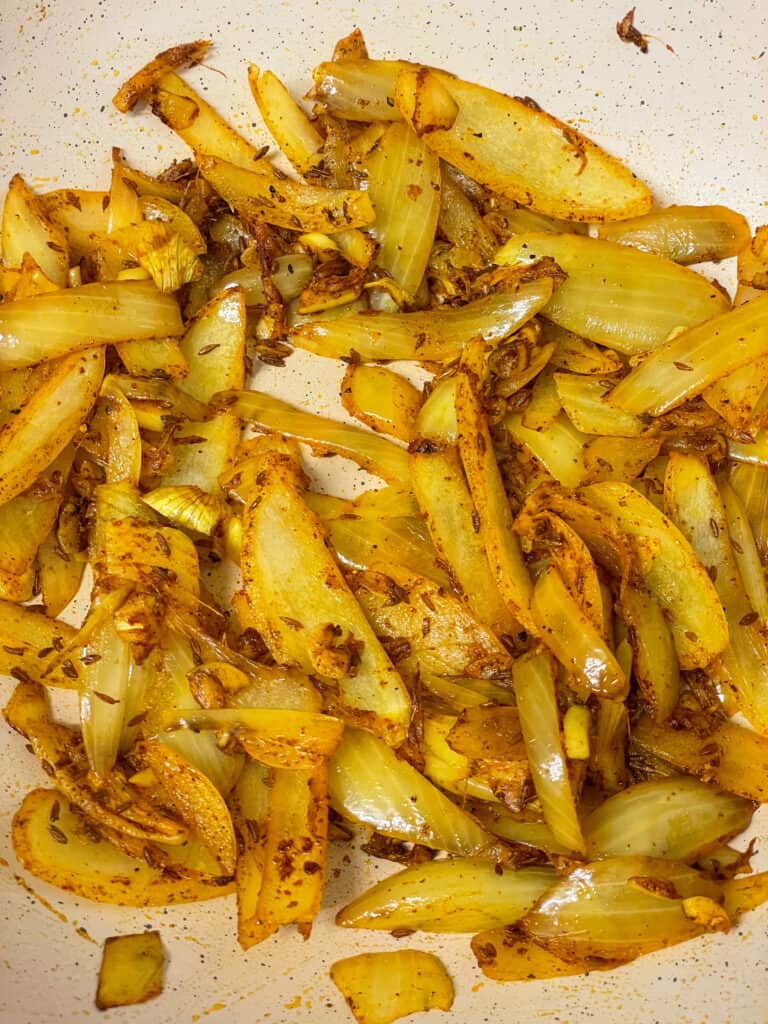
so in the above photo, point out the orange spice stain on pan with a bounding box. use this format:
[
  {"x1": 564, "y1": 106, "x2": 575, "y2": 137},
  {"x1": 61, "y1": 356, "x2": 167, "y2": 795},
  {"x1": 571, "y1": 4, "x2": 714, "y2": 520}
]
[{"x1": 13, "y1": 872, "x2": 96, "y2": 942}]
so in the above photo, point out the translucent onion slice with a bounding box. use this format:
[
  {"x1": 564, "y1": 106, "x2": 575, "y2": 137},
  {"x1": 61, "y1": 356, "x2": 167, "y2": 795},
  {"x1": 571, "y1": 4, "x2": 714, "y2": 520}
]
[
  {"x1": 505, "y1": 412, "x2": 588, "y2": 488},
  {"x1": 583, "y1": 778, "x2": 754, "y2": 861},
  {"x1": 0, "y1": 281, "x2": 182, "y2": 369},
  {"x1": 328, "y1": 727, "x2": 493, "y2": 856},
  {"x1": 609, "y1": 293, "x2": 768, "y2": 415},
  {"x1": 522, "y1": 856, "x2": 726, "y2": 962},
  {"x1": 512, "y1": 652, "x2": 586, "y2": 856},
  {"x1": 218, "y1": 389, "x2": 411, "y2": 486},
  {"x1": 496, "y1": 233, "x2": 730, "y2": 355},
  {"x1": 596, "y1": 205, "x2": 750, "y2": 264},
  {"x1": 554, "y1": 372, "x2": 645, "y2": 437},
  {"x1": 80, "y1": 618, "x2": 133, "y2": 779},
  {"x1": 330, "y1": 950, "x2": 454, "y2": 1024},
  {"x1": 364, "y1": 121, "x2": 441, "y2": 299},
  {"x1": 531, "y1": 566, "x2": 627, "y2": 700},
  {"x1": 326, "y1": 515, "x2": 448, "y2": 585},
  {"x1": 722, "y1": 872, "x2": 768, "y2": 921},
  {"x1": 337, "y1": 859, "x2": 556, "y2": 933},
  {"x1": 719, "y1": 478, "x2": 768, "y2": 619},
  {"x1": 288, "y1": 277, "x2": 553, "y2": 361},
  {"x1": 728, "y1": 463, "x2": 768, "y2": 558},
  {"x1": 1, "y1": 174, "x2": 70, "y2": 286}
]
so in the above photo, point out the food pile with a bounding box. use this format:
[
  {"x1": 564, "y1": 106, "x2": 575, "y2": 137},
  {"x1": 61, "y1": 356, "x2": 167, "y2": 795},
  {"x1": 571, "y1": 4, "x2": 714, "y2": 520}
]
[{"x1": 1, "y1": 27, "x2": 767, "y2": 1021}]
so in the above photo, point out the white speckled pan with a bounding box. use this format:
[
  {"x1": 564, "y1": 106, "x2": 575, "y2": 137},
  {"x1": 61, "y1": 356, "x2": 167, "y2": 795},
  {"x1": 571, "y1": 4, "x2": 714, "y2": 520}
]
[{"x1": 1, "y1": 1, "x2": 767, "y2": 1021}]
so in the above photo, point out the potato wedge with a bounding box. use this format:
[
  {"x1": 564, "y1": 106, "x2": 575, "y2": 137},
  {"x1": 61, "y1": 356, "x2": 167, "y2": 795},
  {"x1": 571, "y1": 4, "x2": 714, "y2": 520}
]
[
  {"x1": 5, "y1": 681, "x2": 186, "y2": 844},
  {"x1": 95, "y1": 932, "x2": 165, "y2": 1010},
  {"x1": 663, "y1": 451, "x2": 768, "y2": 733},
  {"x1": 12, "y1": 789, "x2": 229, "y2": 906},
  {"x1": 411, "y1": 379, "x2": 519, "y2": 637},
  {"x1": 0, "y1": 600, "x2": 75, "y2": 681},
  {"x1": 238, "y1": 441, "x2": 411, "y2": 743},
  {"x1": 132, "y1": 738, "x2": 237, "y2": 873},
  {"x1": 630, "y1": 714, "x2": 768, "y2": 803},
  {"x1": 348, "y1": 567, "x2": 514, "y2": 680},
  {"x1": 456, "y1": 337, "x2": 536, "y2": 633},
  {"x1": 330, "y1": 950, "x2": 454, "y2": 1024},
  {"x1": 496, "y1": 233, "x2": 730, "y2": 355},
  {"x1": 231, "y1": 758, "x2": 329, "y2": 946},
  {"x1": 150, "y1": 72, "x2": 273, "y2": 171},
  {"x1": 315, "y1": 59, "x2": 652, "y2": 221},
  {"x1": 0, "y1": 280, "x2": 182, "y2": 369},
  {"x1": 113, "y1": 40, "x2": 210, "y2": 111},
  {"x1": 248, "y1": 65, "x2": 322, "y2": 174},
  {"x1": 583, "y1": 481, "x2": 728, "y2": 670},
  {"x1": 0, "y1": 348, "x2": 103, "y2": 505}
]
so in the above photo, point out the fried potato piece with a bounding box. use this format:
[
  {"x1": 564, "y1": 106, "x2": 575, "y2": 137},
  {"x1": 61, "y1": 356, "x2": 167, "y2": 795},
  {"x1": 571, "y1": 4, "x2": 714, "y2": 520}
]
[
  {"x1": 340, "y1": 363, "x2": 421, "y2": 444},
  {"x1": 12, "y1": 789, "x2": 229, "y2": 906},
  {"x1": 238, "y1": 440, "x2": 411, "y2": 743},
  {"x1": 347, "y1": 567, "x2": 514, "y2": 680},
  {"x1": 132, "y1": 738, "x2": 237, "y2": 873},
  {"x1": 0, "y1": 348, "x2": 104, "y2": 505},
  {"x1": 95, "y1": 932, "x2": 165, "y2": 1010},
  {"x1": 330, "y1": 950, "x2": 454, "y2": 1024}
]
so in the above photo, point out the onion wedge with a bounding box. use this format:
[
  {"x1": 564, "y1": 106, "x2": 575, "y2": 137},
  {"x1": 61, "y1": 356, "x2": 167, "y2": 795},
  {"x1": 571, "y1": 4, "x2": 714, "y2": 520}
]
[
  {"x1": 522, "y1": 856, "x2": 726, "y2": 962},
  {"x1": 609, "y1": 292, "x2": 768, "y2": 415},
  {"x1": 496, "y1": 233, "x2": 730, "y2": 355},
  {"x1": 329, "y1": 727, "x2": 493, "y2": 855},
  {"x1": 337, "y1": 859, "x2": 556, "y2": 933},
  {"x1": 288, "y1": 277, "x2": 553, "y2": 361},
  {"x1": 512, "y1": 652, "x2": 586, "y2": 856},
  {"x1": 0, "y1": 281, "x2": 182, "y2": 369},
  {"x1": 583, "y1": 778, "x2": 754, "y2": 861}
]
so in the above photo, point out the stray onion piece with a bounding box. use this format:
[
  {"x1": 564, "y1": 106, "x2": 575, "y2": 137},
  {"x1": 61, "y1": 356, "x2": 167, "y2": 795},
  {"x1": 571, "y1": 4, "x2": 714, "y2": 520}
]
[{"x1": 0, "y1": 25, "x2": 766, "y2": 1024}]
